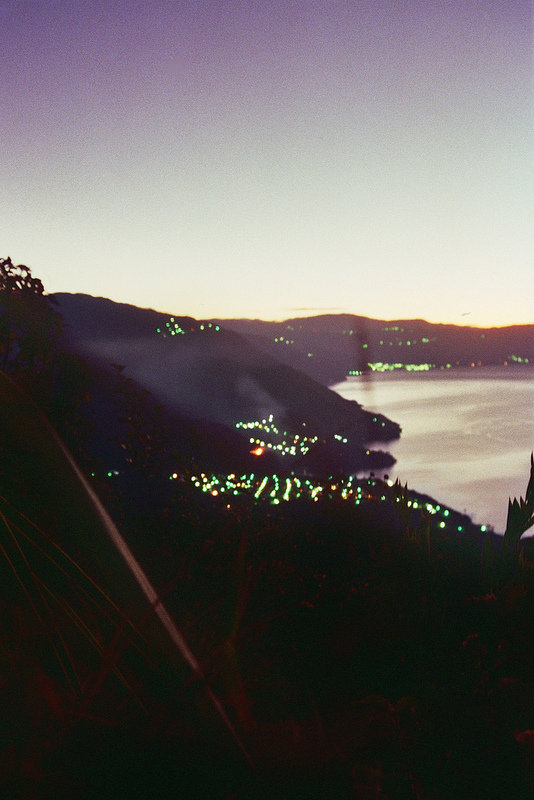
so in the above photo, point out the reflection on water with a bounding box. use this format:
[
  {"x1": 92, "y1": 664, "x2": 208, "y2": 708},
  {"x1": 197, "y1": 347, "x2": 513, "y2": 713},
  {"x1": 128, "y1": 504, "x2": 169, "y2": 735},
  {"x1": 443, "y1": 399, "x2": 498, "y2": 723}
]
[{"x1": 332, "y1": 367, "x2": 534, "y2": 533}]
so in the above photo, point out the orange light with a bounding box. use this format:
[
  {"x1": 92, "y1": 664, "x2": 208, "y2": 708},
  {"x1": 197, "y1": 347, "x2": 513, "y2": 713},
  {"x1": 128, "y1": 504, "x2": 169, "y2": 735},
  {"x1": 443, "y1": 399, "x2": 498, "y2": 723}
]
[
  {"x1": 211, "y1": 489, "x2": 218, "y2": 496},
  {"x1": 250, "y1": 447, "x2": 264, "y2": 456}
]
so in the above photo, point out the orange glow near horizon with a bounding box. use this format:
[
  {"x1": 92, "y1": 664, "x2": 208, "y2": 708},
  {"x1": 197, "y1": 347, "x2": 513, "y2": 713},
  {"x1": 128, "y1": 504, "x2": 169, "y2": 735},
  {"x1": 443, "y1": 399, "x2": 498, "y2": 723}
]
[{"x1": 2, "y1": 2, "x2": 532, "y2": 330}]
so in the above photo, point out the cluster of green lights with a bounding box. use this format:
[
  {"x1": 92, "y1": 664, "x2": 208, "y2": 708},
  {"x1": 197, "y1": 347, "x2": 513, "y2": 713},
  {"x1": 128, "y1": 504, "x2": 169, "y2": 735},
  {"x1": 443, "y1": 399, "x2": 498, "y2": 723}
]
[
  {"x1": 157, "y1": 318, "x2": 186, "y2": 336},
  {"x1": 180, "y1": 471, "x2": 256, "y2": 497},
  {"x1": 377, "y1": 329, "x2": 438, "y2": 345},
  {"x1": 348, "y1": 362, "x2": 452, "y2": 375},
  {"x1": 157, "y1": 318, "x2": 220, "y2": 337},
  {"x1": 380, "y1": 340, "x2": 416, "y2": 346},
  {"x1": 373, "y1": 337, "x2": 436, "y2": 347},
  {"x1": 268, "y1": 327, "x2": 441, "y2": 351},
  {"x1": 177, "y1": 471, "x2": 376, "y2": 506},
  {"x1": 367, "y1": 362, "x2": 436, "y2": 373},
  {"x1": 389, "y1": 484, "x2": 481, "y2": 531},
  {"x1": 272, "y1": 332, "x2": 313, "y2": 355},
  {"x1": 509, "y1": 355, "x2": 530, "y2": 364},
  {"x1": 235, "y1": 414, "x2": 319, "y2": 457},
  {"x1": 168, "y1": 470, "x2": 483, "y2": 532}
]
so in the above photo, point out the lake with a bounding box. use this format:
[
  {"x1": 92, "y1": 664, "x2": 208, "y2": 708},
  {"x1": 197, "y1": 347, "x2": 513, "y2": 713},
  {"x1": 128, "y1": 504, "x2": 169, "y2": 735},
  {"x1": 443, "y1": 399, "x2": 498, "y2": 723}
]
[{"x1": 331, "y1": 366, "x2": 534, "y2": 534}]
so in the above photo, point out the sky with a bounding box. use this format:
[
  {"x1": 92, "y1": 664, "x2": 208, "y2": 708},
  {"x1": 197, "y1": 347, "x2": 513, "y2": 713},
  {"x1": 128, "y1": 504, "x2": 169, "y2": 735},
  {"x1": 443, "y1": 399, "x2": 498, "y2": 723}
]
[{"x1": 1, "y1": 0, "x2": 532, "y2": 326}]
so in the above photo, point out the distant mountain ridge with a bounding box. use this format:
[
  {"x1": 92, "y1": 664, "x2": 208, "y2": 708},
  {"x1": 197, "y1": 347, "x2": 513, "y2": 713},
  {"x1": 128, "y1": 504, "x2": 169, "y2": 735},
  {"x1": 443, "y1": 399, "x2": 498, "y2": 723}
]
[
  {"x1": 56, "y1": 294, "x2": 533, "y2": 388},
  {"x1": 55, "y1": 294, "x2": 400, "y2": 476},
  {"x1": 207, "y1": 314, "x2": 533, "y2": 385}
]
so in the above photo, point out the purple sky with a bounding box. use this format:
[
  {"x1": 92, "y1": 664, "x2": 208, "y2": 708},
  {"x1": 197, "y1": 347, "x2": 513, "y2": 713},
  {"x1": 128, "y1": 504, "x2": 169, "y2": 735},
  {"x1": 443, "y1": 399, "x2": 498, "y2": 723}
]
[{"x1": 2, "y1": 0, "x2": 532, "y2": 325}]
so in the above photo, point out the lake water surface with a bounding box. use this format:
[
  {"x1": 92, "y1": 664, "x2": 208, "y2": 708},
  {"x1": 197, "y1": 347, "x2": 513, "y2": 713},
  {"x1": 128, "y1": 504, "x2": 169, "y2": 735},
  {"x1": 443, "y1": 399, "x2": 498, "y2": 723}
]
[{"x1": 331, "y1": 367, "x2": 534, "y2": 533}]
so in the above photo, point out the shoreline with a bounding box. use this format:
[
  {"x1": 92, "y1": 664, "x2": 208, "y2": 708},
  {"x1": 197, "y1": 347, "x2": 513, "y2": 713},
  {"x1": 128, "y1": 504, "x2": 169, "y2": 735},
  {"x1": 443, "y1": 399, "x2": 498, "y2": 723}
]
[
  {"x1": 332, "y1": 365, "x2": 534, "y2": 534},
  {"x1": 332, "y1": 363, "x2": 534, "y2": 385}
]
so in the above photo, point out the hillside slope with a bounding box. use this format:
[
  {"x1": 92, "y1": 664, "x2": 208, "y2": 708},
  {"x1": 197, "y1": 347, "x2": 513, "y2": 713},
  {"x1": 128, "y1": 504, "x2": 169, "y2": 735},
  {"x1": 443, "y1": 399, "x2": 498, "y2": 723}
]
[{"x1": 55, "y1": 294, "x2": 400, "y2": 475}]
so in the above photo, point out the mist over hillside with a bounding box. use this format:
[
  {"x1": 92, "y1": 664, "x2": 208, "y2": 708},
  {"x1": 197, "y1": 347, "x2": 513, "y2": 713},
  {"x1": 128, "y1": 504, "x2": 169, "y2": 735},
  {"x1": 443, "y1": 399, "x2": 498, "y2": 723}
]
[
  {"x1": 56, "y1": 293, "x2": 532, "y2": 483},
  {"x1": 55, "y1": 294, "x2": 400, "y2": 476}
]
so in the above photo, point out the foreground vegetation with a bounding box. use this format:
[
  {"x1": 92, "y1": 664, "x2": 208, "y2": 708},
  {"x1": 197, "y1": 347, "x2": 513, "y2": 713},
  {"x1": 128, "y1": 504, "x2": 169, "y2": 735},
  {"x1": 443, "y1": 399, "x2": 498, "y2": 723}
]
[
  {"x1": 2, "y1": 450, "x2": 534, "y2": 798},
  {"x1": 1, "y1": 257, "x2": 534, "y2": 798}
]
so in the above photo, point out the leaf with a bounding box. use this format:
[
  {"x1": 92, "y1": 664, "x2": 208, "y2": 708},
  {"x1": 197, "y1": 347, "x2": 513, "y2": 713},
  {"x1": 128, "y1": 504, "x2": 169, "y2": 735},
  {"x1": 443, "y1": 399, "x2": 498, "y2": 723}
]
[
  {"x1": 503, "y1": 454, "x2": 534, "y2": 553},
  {"x1": 391, "y1": 479, "x2": 412, "y2": 532}
]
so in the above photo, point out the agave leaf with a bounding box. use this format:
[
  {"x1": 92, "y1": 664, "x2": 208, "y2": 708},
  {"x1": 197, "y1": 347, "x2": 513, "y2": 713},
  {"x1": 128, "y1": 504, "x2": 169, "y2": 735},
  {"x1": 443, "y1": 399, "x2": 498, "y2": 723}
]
[
  {"x1": 391, "y1": 479, "x2": 412, "y2": 532},
  {"x1": 0, "y1": 370, "x2": 253, "y2": 769},
  {"x1": 503, "y1": 455, "x2": 534, "y2": 553}
]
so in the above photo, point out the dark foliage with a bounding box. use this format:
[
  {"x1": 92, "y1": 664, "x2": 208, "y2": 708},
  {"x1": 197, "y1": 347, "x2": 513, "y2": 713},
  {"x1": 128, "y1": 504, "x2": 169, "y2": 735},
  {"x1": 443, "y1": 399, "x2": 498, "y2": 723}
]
[{"x1": 0, "y1": 257, "x2": 63, "y2": 389}]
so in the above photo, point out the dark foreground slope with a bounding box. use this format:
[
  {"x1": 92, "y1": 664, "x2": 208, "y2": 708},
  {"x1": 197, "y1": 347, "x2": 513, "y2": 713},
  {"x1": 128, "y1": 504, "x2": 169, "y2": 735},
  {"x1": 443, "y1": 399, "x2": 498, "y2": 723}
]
[{"x1": 2, "y1": 458, "x2": 534, "y2": 800}]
